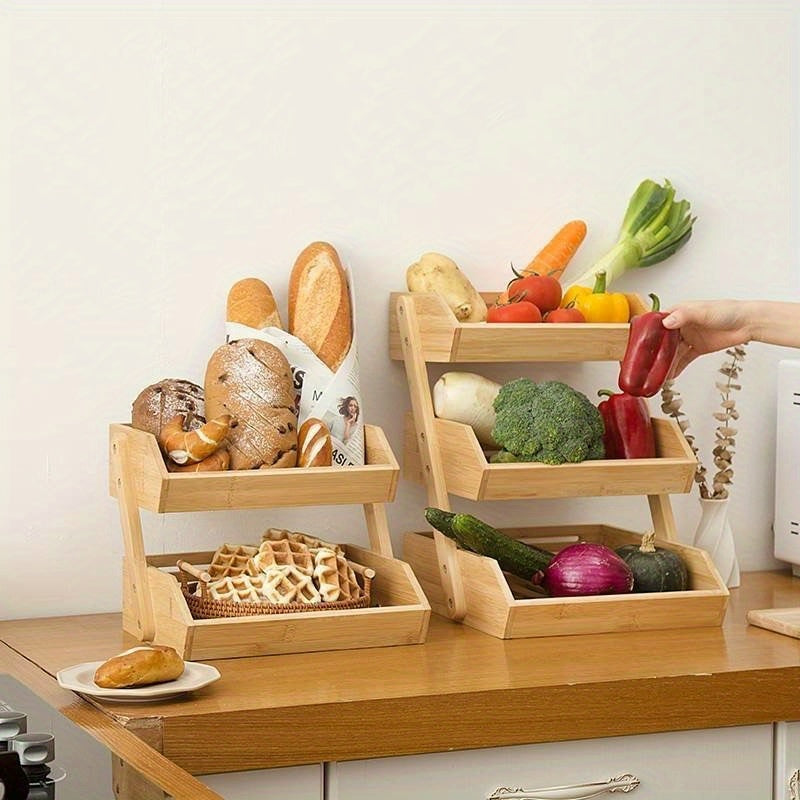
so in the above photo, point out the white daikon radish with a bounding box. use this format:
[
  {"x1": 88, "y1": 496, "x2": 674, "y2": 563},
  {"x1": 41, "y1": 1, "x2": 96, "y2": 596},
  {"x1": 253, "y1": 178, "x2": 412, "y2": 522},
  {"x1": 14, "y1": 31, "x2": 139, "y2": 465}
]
[{"x1": 432, "y1": 372, "x2": 501, "y2": 447}]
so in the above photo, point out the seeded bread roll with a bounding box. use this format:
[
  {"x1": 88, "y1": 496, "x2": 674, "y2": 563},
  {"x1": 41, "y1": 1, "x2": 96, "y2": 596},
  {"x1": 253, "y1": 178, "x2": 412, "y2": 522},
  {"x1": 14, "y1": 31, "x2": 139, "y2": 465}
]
[
  {"x1": 131, "y1": 379, "x2": 205, "y2": 438},
  {"x1": 204, "y1": 339, "x2": 298, "y2": 470},
  {"x1": 288, "y1": 242, "x2": 352, "y2": 372},
  {"x1": 94, "y1": 645, "x2": 185, "y2": 689},
  {"x1": 227, "y1": 278, "x2": 283, "y2": 330}
]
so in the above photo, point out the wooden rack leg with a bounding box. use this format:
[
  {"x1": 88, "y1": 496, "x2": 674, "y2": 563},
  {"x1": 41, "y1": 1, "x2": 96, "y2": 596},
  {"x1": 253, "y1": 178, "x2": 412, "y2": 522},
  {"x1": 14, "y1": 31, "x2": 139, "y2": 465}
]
[
  {"x1": 396, "y1": 295, "x2": 467, "y2": 621},
  {"x1": 648, "y1": 494, "x2": 678, "y2": 542},
  {"x1": 363, "y1": 502, "x2": 394, "y2": 558},
  {"x1": 112, "y1": 756, "x2": 166, "y2": 800},
  {"x1": 111, "y1": 434, "x2": 156, "y2": 642}
]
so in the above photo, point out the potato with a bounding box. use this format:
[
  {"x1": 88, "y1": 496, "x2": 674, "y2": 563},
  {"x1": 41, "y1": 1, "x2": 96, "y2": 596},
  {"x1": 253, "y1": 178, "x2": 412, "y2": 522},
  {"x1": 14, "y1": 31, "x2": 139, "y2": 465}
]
[{"x1": 406, "y1": 253, "x2": 487, "y2": 322}]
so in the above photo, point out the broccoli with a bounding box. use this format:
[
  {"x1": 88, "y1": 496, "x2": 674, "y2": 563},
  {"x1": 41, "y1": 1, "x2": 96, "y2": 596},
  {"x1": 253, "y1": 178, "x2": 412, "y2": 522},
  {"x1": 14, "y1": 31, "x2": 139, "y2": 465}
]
[{"x1": 491, "y1": 378, "x2": 605, "y2": 465}]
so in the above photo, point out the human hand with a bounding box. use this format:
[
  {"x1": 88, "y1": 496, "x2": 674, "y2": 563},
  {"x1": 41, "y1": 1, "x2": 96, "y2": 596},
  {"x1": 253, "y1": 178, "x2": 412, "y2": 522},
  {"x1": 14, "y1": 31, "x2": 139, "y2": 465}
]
[{"x1": 661, "y1": 300, "x2": 753, "y2": 376}]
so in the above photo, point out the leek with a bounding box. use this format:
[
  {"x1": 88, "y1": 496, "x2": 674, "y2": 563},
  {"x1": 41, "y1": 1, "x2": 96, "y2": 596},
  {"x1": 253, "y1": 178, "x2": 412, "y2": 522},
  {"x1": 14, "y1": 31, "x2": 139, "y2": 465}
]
[{"x1": 566, "y1": 179, "x2": 695, "y2": 289}]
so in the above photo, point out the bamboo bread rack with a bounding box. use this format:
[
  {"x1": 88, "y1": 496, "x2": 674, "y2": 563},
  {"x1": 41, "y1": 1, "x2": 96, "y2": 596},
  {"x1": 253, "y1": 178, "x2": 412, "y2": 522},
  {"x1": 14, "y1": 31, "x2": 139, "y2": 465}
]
[
  {"x1": 110, "y1": 422, "x2": 430, "y2": 660},
  {"x1": 392, "y1": 291, "x2": 728, "y2": 637}
]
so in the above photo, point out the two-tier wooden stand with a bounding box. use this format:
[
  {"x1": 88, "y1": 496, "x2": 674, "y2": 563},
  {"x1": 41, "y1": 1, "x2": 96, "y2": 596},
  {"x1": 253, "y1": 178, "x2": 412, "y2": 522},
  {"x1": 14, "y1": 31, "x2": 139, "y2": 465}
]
[
  {"x1": 109, "y1": 423, "x2": 430, "y2": 660},
  {"x1": 390, "y1": 291, "x2": 728, "y2": 639}
]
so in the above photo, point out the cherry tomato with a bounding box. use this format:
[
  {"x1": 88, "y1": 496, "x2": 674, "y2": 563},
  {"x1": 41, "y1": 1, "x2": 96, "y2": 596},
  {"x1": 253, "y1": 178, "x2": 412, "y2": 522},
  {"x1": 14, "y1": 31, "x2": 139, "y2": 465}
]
[
  {"x1": 487, "y1": 300, "x2": 543, "y2": 323},
  {"x1": 544, "y1": 306, "x2": 586, "y2": 323},
  {"x1": 507, "y1": 274, "x2": 562, "y2": 313}
]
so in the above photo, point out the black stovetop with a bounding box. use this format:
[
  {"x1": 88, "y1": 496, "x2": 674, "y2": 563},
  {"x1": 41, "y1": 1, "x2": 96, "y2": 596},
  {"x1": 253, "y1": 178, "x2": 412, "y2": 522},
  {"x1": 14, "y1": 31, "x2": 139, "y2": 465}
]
[{"x1": 1, "y1": 674, "x2": 112, "y2": 799}]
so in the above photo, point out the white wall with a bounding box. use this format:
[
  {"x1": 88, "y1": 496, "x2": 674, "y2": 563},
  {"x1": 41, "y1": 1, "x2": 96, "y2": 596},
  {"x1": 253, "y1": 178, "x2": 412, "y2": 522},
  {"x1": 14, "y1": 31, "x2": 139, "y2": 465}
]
[{"x1": 1, "y1": 1, "x2": 798, "y2": 620}]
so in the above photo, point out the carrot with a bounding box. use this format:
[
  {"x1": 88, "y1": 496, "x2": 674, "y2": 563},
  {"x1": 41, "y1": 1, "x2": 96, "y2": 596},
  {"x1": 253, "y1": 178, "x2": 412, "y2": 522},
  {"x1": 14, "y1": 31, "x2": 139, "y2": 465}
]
[{"x1": 523, "y1": 219, "x2": 587, "y2": 282}]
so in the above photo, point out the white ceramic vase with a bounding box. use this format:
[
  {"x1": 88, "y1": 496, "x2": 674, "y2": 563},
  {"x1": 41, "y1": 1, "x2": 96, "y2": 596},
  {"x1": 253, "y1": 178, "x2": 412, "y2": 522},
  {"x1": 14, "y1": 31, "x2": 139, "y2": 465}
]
[{"x1": 693, "y1": 497, "x2": 740, "y2": 588}]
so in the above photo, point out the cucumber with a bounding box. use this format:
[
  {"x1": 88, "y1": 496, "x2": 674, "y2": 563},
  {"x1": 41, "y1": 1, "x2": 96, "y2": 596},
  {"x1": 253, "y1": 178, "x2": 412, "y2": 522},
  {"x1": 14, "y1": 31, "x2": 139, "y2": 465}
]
[
  {"x1": 424, "y1": 507, "x2": 458, "y2": 538},
  {"x1": 424, "y1": 507, "x2": 479, "y2": 553},
  {"x1": 450, "y1": 513, "x2": 553, "y2": 579}
]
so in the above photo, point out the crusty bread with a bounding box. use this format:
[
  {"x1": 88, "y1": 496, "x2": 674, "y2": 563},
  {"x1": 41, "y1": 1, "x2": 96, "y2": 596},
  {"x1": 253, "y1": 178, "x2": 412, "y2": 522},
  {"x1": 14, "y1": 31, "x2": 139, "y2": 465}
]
[
  {"x1": 288, "y1": 242, "x2": 352, "y2": 372},
  {"x1": 167, "y1": 447, "x2": 231, "y2": 473},
  {"x1": 94, "y1": 645, "x2": 185, "y2": 689},
  {"x1": 204, "y1": 339, "x2": 298, "y2": 470},
  {"x1": 297, "y1": 418, "x2": 332, "y2": 467},
  {"x1": 227, "y1": 278, "x2": 283, "y2": 330},
  {"x1": 131, "y1": 379, "x2": 205, "y2": 438}
]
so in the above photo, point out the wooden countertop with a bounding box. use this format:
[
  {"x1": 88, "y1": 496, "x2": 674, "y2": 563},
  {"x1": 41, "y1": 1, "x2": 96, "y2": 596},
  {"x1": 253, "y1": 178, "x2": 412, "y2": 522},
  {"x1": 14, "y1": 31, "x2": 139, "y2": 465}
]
[{"x1": 3, "y1": 570, "x2": 800, "y2": 775}]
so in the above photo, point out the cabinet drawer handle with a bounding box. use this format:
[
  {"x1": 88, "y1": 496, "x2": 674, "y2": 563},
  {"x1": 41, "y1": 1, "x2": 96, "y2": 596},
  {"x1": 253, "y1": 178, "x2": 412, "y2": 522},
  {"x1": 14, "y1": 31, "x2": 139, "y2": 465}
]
[{"x1": 487, "y1": 773, "x2": 640, "y2": 800}]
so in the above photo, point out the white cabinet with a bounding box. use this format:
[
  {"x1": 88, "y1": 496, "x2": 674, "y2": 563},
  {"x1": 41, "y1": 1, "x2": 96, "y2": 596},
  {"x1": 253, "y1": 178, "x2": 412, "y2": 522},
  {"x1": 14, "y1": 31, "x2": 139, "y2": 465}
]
[
  {"x1": 327, "y1": 726, "x2": 772, "y2": 800},
  {"x1": 198, "y1": 763, "x2": 322, "y2": 800},
  {"x1": 774, "y1": 721, "x2": 800, "y2": 800}
]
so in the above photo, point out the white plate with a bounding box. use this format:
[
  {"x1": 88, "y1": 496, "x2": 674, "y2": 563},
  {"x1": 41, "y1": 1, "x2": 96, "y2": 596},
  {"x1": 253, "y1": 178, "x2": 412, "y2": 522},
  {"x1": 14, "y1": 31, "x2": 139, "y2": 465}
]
[{"x1": 56, "y1": 660, "x2": 221, "y2": 702}]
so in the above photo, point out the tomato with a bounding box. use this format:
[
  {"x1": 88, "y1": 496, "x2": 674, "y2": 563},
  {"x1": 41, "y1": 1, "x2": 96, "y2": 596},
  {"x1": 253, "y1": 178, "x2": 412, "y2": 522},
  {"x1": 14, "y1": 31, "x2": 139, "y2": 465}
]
[
  {"x1": 507, "y1": 274, "x2": 562, "y2": 313},
  {"x1": 544, "y1": 306, "x2": 586, "y2": 323},
  {"x1": 487, "y1": 300, "x2": 543, "y2": 323}
]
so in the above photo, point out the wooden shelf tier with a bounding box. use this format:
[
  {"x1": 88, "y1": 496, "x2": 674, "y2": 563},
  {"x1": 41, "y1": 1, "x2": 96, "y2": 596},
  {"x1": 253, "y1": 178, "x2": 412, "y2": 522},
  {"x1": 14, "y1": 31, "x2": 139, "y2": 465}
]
[
  {"x1": 124, "y1": 543, "x2": 431, "y2": 661},
  {"x1": 402, "y1": 413, "x2": 697, "y2": 501},
  {"x1": 404, "y1": 525, "x2": 728, "y2": 640},
  {"x1": 389, "y1": 292, "x2": 648, "y2": 363},
  {"x1": 109, "y1": 423, "x2": 399, "y2": 513}
]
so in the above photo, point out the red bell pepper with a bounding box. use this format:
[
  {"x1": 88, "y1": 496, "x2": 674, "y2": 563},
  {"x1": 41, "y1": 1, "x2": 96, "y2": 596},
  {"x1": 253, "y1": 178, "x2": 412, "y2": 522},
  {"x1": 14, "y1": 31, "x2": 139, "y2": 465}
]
[
  {"x1": 597, "y1": 390, "x2": 656, "y2": 460},
  {"x1": 618, "y1": 293, "x2": 679, "y2": 397}
]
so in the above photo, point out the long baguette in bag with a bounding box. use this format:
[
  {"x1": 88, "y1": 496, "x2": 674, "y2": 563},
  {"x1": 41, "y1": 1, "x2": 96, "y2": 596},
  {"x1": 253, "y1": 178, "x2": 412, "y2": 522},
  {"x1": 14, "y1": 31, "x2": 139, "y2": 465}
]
[{"x1": 288, "y1": 242, "x2": 352, "y2": 372}]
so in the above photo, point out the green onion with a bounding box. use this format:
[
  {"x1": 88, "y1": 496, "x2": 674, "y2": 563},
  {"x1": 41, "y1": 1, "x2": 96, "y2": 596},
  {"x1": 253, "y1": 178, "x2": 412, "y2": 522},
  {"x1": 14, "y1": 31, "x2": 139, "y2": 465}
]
[{"x1": 566, "y1": 179, "x2": 695, "y2": 289}]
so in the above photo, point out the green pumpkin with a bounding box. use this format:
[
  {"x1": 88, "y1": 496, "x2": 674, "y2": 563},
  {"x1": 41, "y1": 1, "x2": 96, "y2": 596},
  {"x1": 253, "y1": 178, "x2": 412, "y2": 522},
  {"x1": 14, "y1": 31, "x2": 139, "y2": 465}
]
[{"x1": 615, "y1": 531, "x2": 689, "y2": 593}]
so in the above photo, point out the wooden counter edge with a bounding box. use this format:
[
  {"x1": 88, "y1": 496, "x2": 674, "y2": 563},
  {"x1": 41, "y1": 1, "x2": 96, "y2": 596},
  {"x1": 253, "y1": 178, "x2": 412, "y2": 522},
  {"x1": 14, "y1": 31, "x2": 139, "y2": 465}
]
[
  {"x1": 0, "y1": 642, "x2": 223, "y2": 800},
  {"x1": 160, "y1": 664, "x2": 800, "y2": 774}
]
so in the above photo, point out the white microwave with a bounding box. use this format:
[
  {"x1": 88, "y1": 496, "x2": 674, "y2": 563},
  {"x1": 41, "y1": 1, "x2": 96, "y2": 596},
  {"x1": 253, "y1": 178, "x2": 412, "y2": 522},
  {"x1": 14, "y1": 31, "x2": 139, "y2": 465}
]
[{"x1": 775, "y1": 359, "x2": 800, "y2": 575}]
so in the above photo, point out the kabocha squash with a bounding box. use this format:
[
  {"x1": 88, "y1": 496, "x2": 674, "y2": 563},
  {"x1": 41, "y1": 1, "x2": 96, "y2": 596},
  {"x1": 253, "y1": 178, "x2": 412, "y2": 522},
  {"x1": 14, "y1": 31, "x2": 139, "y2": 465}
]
[{"x1": 615, "y1": 530, "x2": 689, "y2": 593}]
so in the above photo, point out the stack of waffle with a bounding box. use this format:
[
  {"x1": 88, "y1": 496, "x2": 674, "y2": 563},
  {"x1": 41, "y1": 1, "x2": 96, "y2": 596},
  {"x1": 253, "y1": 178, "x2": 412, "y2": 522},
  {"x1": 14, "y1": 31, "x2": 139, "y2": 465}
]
[{"x1": 200, "y1": 529, "x2": 366, "y2": 606}]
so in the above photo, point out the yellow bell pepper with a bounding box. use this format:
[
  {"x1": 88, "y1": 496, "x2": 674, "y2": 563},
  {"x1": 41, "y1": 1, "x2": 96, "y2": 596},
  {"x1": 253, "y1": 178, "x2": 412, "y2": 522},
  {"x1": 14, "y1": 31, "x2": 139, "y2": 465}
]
[{"x1": 563, "y1": 270, "x2": 629, "y2": 323}]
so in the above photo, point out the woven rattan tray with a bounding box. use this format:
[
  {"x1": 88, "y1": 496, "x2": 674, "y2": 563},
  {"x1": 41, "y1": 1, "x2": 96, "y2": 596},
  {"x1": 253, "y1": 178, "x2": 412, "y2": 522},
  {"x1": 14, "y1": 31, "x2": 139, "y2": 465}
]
[{"x1": 177, "y1": 558, "x2": 374, "y2": 619}]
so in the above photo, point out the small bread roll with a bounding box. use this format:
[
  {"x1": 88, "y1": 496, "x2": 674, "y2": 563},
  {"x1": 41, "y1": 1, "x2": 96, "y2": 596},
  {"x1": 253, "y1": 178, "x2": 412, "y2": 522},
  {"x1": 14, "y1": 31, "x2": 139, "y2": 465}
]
[
  {"x1": 94, "y1": 645, "x2": 185, "y2": 689},
  {"x1": 167, "y1": 447, "x2": 231, "y2": 473},
  {"x1": 288, "y1": 242, "x2": 352, "y2": 372},
  {"x1": 227, "y1": 278, "x2": 283, "y2": 330},
  {"x1": 297, "y1": 418, "x2": 333, "y2": 467}
]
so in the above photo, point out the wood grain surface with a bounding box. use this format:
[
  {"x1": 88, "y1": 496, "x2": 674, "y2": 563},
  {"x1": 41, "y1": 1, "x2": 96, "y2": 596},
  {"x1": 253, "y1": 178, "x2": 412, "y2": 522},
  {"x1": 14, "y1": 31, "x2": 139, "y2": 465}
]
[{"x1": 3, "y1": 570, "x2": 800, "y2": 775}]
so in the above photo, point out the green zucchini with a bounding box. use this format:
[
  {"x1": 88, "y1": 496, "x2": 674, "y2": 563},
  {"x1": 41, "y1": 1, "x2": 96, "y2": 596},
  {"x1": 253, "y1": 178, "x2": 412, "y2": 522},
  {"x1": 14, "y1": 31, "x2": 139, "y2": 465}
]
[{"x1": 450, "y1": 513, "x2": 553, "y2": 579}]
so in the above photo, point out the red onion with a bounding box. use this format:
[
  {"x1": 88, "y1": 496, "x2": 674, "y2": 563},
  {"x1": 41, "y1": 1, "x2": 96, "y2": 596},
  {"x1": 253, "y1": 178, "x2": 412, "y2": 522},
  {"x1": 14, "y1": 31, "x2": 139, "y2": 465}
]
[{"x1": 543, "y1": 542, "x2": 634, "y2": 597}]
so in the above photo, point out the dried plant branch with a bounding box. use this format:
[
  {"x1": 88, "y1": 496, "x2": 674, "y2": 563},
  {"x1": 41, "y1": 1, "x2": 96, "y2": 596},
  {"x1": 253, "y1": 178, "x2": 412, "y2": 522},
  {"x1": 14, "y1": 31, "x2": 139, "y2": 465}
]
[{"x1": 660, "y1": 345, "x2": 747, "y2": 500}]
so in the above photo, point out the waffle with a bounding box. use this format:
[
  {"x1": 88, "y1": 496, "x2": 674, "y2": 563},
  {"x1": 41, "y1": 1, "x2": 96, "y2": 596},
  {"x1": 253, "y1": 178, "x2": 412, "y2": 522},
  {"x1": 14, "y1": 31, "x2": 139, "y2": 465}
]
[
  {"x1": 206, "y1": 573, "x2": 270, "y2": 604},
  {"x1": 313, "y1": 546, "x2": 363, "y2": 602},
  {"x1": 261, "y1": 527, "x2": 344, "y2": 555},
  {"x1": 208, "y1": 543, "x2": 259, "y2": 580},
  {"x1": 261, "y1": 564, "x2": 321, "y2": 604},
  {"x1": 254, "y1": 537, "x2": 314, "y2": 576}
]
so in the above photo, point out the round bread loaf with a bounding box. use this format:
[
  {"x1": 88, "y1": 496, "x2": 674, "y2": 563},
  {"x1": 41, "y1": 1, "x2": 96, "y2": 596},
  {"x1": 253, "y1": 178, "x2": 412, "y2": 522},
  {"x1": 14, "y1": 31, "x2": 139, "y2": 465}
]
[
  {"x1": 131, "y1": 379, "x2": 205, "y2": 438},
  {"x1": 204, "y1": 339, "x2": 298, "y2": 470}
]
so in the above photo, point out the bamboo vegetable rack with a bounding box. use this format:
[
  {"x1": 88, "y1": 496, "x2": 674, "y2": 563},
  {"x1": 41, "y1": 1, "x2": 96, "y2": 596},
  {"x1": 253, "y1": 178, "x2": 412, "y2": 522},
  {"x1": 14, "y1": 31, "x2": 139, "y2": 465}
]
[{"x1": 390, "y1": 291, "x2": 728, "y2": 639}]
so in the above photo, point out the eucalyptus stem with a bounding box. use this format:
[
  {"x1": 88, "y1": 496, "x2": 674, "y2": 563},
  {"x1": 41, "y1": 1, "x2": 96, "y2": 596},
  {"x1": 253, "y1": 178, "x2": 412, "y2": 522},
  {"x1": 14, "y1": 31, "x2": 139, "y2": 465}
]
[{"x1": 659, "y1": 345, "x2": 747, "y2": 501}]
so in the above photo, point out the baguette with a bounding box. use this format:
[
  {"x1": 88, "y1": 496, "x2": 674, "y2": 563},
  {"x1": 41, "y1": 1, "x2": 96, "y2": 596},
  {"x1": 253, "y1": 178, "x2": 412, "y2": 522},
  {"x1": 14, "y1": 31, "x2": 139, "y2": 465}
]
[
  {"x1": 288, "y1": 242, "x2": 352, "y2": 372},
  {"x1": 227, "y1": 278, "x2": 283, "y2": 330},
  {"x1": 297, "y1": 418, "x2": 332, "y2": 467},
  {"x1": 94, "y1": 645, "x2": 185, "y2": 689}
]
